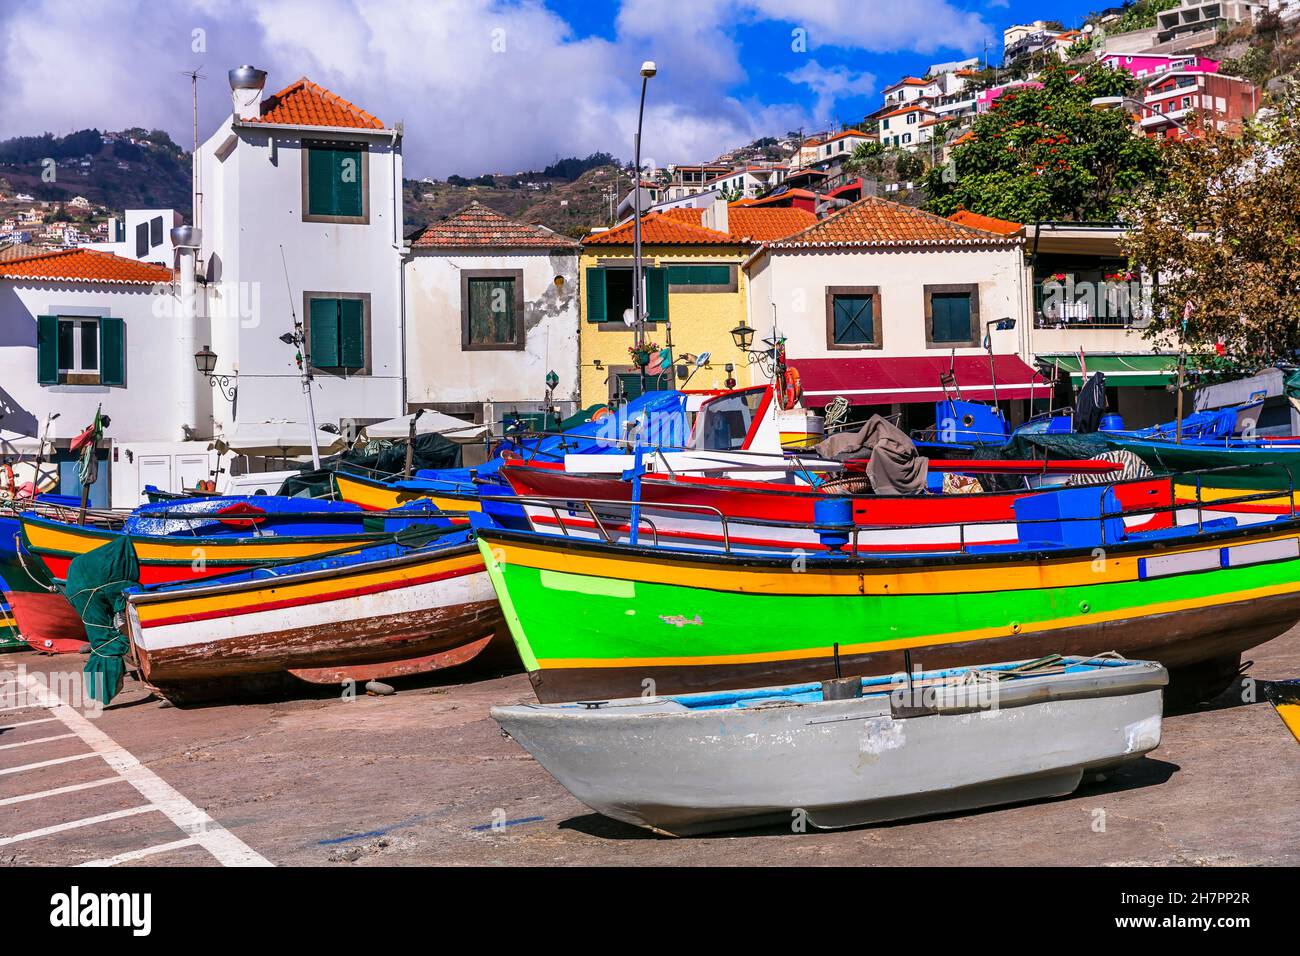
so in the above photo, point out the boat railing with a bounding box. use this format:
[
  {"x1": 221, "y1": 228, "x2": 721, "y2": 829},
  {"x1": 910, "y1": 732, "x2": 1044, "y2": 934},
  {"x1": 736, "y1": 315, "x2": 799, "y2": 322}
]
[
  {"x1": 474, "y1": 477, "x2": 1300, "y2": 558},
  {"x1": 477, "y1": 494, "x2": 733, "y2": 553}
]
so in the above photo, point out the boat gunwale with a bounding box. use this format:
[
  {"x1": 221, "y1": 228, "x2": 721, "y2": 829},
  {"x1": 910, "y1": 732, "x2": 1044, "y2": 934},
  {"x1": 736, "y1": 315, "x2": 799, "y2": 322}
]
[
  {"x1": 124, "y1": 538, "x2": 482, "y2": 606},
  {"x1": 474, "y1": 511, "x2": 1300, "y2": 575}
]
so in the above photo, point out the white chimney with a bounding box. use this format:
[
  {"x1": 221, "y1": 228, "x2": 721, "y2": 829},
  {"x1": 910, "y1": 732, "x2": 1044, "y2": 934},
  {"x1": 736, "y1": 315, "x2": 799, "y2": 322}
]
[
  {"x1": 228, "y1": 65, "x2": 268, "y2": 122},
  {"x1": 703, "y1": 196, "x2": 730, "y2": 235}
]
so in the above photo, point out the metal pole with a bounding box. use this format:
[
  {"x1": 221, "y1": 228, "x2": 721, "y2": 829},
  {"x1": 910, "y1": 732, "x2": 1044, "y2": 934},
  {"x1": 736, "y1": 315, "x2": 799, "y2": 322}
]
[{"x1": 633, "y1": 74, "x2": 648, "y2": 394}]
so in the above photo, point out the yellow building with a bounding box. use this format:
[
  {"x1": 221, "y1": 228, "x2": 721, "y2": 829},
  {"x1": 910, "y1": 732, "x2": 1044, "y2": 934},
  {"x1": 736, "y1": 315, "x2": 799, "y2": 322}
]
[{"x1": 579, "y1": 202, "x2": 815, "y2": 405}]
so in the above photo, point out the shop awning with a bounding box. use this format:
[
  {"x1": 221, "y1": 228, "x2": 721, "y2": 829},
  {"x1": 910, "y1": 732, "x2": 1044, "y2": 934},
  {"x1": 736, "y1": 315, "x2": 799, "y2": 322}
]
[
  {"x1": 794, "y1": 355, "x2": 1052, "y2": 405},
  {"x1": 1038, "y1": 353, "x2": 1178, "y2": 388}
]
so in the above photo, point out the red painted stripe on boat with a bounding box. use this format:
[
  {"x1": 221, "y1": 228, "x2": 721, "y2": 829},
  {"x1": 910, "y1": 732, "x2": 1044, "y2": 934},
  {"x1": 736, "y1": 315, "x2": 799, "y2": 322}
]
[{"x1": 140, "y1": 561, "x2": 484, "y2": 629}]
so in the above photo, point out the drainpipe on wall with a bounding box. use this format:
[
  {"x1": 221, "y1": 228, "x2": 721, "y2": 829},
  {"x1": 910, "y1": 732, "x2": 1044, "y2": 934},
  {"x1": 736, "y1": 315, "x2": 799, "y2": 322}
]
[
  {"x1": 171, "y1": 225, "x2": 203, "y2": 439},
  {"x1": 392, "y1": 123, "x2": 408, "y2": 416}
]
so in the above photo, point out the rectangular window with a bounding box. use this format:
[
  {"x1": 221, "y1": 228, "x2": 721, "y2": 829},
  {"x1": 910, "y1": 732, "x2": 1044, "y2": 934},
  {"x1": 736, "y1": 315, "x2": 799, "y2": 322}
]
[
  {"x1": 135, "y1": 222, "x2": 149, "y2": 258},
  {"x1": 925, "y1": 284, "x2": 980, "y2": 347},
  {"x1": 304, "y1": 142, "x2": 367, "y2": 223},
  {"x1": 585, "y1": 266, "x2": 667, "y2": 323},
  {"x1": 461, "y1": 270, "x2": 524, "y2": 350},
  {"x1": 664, "y1": 263, "x2": 735, "y2": 291},
  {"x1": 825, "y1": 287, "x2": 882, "y2": 349},
  {"x1": 38, "y1": 316, "x2": 123, "y2": 385},
  {"x1": 58, "y1": 318, "x2": 99, "y2": 372},
  {"x1": 611, "y1": 369, "x2": 672, "y2": 403},
  {"x1": 306, "y1": 295, "x2": 368, "y2": 372}
]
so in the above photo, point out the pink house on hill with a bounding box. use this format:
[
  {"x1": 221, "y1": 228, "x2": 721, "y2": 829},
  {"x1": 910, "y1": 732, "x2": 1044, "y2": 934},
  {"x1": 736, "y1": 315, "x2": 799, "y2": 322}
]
[{"x1": 1098, "y1": 52, "x2": 1219, "y2": 81}]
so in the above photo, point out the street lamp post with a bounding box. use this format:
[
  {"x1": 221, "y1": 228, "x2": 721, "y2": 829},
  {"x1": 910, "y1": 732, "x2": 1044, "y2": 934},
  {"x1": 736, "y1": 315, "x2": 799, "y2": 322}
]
[{"x1": 633, "y1": 60, "x2": 657, "y2": 393}]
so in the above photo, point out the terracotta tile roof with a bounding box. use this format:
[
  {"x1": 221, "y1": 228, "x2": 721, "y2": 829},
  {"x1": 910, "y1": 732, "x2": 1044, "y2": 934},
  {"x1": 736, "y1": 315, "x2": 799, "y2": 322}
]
[
  {"x1": 584, "y1": 212, "x2": 736, "y2": 246},
  {"x1": 246, "y1": 77, "x2": 385, "y2": 130},
  {"x1": 948, "y1": 209, "x2": 1024, "y2": 236},
  {"x1": 0, "y1": 248, "x2": 173, "y2": 284},
  {"x1": 655, "y1": 206, "x2": 817, "y2": 242},
  {"x1": 410, "y1": 201, "x2": 580, "y2": 249},
  {"x1": 878, "y1": 104, "x2": 938, "y2": 121},
  {"x1": 824, "y1": 129, "x2": 871, "y2": 142},
  {"x1": 885, "y1": 77, "x2": 930, "y2": 90},
  {"x1": 0, "y1": 242, "x2": 44, "y2": 263},
  {"x1": 764, "y1": 196, "x2": 1023, "y2": 250}
]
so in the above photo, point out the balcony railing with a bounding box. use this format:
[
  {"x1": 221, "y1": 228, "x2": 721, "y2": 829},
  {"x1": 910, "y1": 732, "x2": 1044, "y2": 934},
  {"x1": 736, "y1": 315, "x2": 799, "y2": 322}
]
[{"x1": 1034, "y1": 280, "x2": 1153, "y2": 329}]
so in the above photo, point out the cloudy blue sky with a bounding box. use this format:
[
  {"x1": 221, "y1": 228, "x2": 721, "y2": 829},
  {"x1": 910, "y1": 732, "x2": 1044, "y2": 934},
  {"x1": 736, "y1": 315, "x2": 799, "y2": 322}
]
[{"x1": 0, "y1": 0, "x2": 1099, "y2": 178}]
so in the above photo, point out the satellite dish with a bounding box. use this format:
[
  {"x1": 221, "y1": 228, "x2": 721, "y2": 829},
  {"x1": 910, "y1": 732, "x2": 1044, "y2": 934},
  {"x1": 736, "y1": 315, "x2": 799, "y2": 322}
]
[
  {"x1": 622, "y1": 308, "x2": 636, "y2": 327},
  {"x1": 696, "y1": 352, "x2": 711, "y2": 367}
]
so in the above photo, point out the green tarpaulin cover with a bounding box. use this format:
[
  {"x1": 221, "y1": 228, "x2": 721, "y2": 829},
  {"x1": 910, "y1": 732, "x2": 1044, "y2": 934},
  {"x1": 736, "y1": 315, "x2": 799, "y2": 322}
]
[{"x1": 65, "y1": 536, "x2": 139, "y2": 704}]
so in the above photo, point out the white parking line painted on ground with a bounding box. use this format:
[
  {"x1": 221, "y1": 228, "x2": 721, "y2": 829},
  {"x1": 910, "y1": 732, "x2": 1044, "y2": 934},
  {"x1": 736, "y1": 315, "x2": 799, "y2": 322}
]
[
  {"x1": 19, "y1": 672, "x2": 273, "y2": 867},
  {"x1": 0, "y1": 804, "x2": 157, "y2": 846},
  {"x1": 0, "y1": 732, "x2": 76, "y2": 751},
  {"x1": 80, "y1": 836, "x2": 200, "y2": 867},
  {"x1": 0, "y1": 751, "x2": 99, "y2": 776},
  {"x1": 0, "y1": 716, "x2": 59, "y2": 731},
  {"x1": 0, "y1": 776, "x2": 126, "y2": 807}
]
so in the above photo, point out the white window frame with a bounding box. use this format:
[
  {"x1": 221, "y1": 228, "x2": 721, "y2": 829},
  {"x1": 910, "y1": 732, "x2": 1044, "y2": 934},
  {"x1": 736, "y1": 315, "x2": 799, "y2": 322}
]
[{"x1": 57, "y1": 317, "x2": 100, "y2": 373}]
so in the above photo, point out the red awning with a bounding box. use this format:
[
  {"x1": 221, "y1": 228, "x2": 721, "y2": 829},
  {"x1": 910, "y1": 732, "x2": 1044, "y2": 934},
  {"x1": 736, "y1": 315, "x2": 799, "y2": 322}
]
[{"x1": 794, "y1": 355, "x2": 1051, "y2": 405}]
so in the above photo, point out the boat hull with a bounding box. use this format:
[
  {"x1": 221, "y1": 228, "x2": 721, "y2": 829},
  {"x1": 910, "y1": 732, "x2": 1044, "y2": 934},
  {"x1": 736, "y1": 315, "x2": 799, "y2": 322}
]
[
  {"x1": 334, "y1": 471, "x2": 480, "y2": 515},
  {"x1": 126, "y1": 542, "x2": 506, "y2": 699},
  {"x1": 20, "y1": 513, "x2": 392, "y2": 586},
  {"x1": 477, "y1": 524, "x2": 1300, "y2": 703},
  {"x1": 492, "y1": 660, "x2": 1166, "y2": 835}
]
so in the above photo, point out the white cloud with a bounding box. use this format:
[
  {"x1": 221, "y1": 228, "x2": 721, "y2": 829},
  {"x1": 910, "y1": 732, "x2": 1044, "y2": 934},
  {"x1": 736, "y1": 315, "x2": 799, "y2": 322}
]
[
  {"x1": 783, "y1": 62, "x2": 876, "y2": 124},
  {"x1": 0, "y1": 0, "x2": 990, "y2": 177}
]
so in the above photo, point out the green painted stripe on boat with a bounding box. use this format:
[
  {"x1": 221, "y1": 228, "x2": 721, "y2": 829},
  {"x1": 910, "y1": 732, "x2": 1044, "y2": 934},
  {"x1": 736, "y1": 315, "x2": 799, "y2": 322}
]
[{"x1": 490, "y1": 551, "x2": 1300, "y2": 664}]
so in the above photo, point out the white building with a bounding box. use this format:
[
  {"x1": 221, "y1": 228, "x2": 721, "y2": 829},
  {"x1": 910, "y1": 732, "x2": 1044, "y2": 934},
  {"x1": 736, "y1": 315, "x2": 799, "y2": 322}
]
[
  {"x1": 84, "y1": 209, "x2": 182, "y2": 266},
  {"x1": 877, "y1": 105, "x2": 939, "y2": 149},
  {"x1": 744, "y1": 197, "x2": 1042, "y2": 428},
  {"x1": 0, "y1": 247, "x2": 218, "y2": 506},
  {"x1": 404, "y1": 201, "x2": 581, "y2": 424},
  {"x1": 193, "y1": 66, "x2": 406, "y2": 441}
]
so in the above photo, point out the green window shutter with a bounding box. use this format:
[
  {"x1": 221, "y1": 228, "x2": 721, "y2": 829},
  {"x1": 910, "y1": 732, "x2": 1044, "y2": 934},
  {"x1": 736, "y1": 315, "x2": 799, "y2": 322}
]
[
  {"x1": 833, "y1": 295, "x2": 874, "y2": 344},
  {"x1": 309, "y1": 298, "x2": 340, "y2": 367},
  {"x1": 307, "y1": 148, "x2": 336, "y2": 216},
  {"x1": 308, "y1": 147, "x2": 363, "y2": 217},
  {"x1": 332, "y1": 148, "x2": 364, "y2": 217},
  {"x1": 37, "y1": 315, "x2": 59, "y2": 384},
  {"x1": 645, "y1": 267, "x2": 668, "y2": 322},
  {"x1": 664, "y1": 264, "x2": 691, "y2": 286},
  {"x1": 585, "y1": 267, "x2": 607, "y2": 323},
  {"x1": 467, "y1": 277, "x2": 517, "y2": 345},
  {"x1": 932, "y1": 292, "x2": 972, "y2": 342},
  {"x1": 339, "y1": 299, "x2": 365, "y2": 367},
  {"x1": 99, "y1": 317, "x2": 125, "y2": 386}
]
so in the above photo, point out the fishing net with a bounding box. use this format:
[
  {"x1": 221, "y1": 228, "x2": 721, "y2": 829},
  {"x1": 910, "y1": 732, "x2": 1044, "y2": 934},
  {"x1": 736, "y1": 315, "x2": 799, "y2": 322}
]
[{"x1": 64, "y1": 535, "x2": 139, "y2": 705}]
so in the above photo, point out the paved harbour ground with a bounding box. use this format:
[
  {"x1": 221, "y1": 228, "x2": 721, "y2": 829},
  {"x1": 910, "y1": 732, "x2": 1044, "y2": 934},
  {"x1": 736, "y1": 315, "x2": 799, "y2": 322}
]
[{"x1": 2, "y1": 628, "x2": 1298, "y2": 866}]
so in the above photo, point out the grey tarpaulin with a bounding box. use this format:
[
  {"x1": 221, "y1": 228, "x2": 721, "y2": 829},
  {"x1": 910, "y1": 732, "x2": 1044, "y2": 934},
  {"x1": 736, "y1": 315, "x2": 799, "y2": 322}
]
[{"x1": 814, "y1": 415, "x2": 928, "y2": 495}]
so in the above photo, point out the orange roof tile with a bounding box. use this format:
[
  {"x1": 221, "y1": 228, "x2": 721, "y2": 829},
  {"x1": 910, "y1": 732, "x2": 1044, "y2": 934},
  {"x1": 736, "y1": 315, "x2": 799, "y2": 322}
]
[
  {"x1": 885, "y1": 77, "x2": 930, "y2": 90},
  {"x1": 824, "y1": 129, "x2": 871, "y2": 142},
  {"x1": 246, "y1": 77, "x2": 385, "y2": 130},
  {"x1": 0, "y1": 248, "x2": 173, "y2": 284},
  {"x1": 650, "y1": 206, "x2": 817, "y2": 243},
  {"x1": 764, "y1": 196, "x2": 1022, "y2": 249},
  {"x1": 410, "y1": 201, "x2": 580, "y2": 249},
  {"x1": 948, "y1": 209, "x2": 1024, "y2": 236},
  {"x1": 878, "y1": 104, "x2": 938, "y2": 121},
  {"x1": 585, "y1": 212, "x2": 734, "y2": 246}
]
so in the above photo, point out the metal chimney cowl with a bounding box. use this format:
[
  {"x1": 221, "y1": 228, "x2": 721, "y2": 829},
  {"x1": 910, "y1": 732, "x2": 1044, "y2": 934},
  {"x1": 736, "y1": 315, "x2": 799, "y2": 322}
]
[
  {"x1": 170, "y1": 224, "x2": 202, "y2": 249},
  {"x1": 229, "y1": 66, "x2": 267, "y2": 121}
]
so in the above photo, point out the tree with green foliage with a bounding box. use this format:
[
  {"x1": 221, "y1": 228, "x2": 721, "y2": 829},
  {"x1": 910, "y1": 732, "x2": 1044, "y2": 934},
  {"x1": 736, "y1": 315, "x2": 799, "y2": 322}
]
[
  {"x1": 1121, "y1": 83, "x2": 1300, "y2": 367},
  {"x1": 923, "y1": 63, "x2": 1164, "y2": 223}
]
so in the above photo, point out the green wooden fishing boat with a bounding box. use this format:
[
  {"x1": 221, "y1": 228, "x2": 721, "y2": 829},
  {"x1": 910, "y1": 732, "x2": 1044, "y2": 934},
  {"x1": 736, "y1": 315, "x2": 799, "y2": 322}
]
[{"x1": 476, "y1": 515, "x2": 1300, "y2": 704}]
